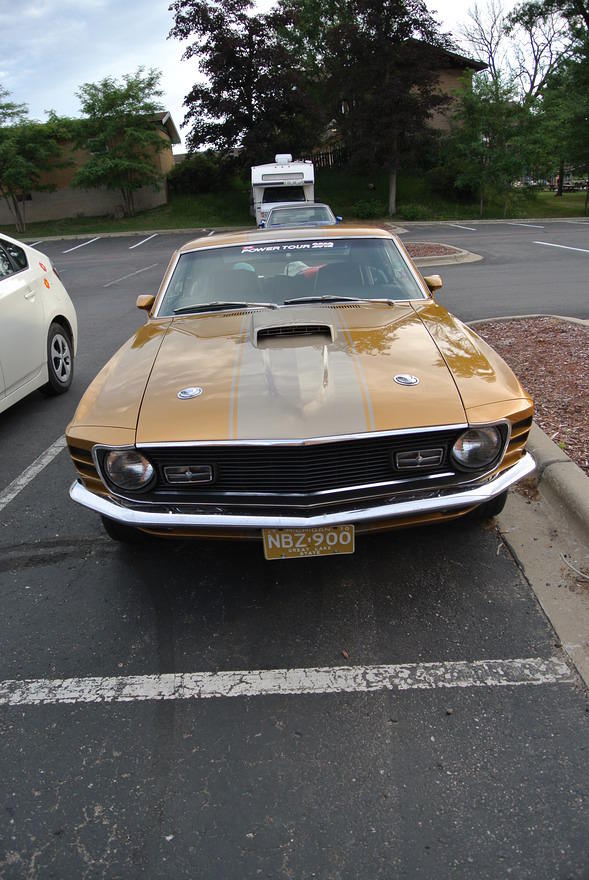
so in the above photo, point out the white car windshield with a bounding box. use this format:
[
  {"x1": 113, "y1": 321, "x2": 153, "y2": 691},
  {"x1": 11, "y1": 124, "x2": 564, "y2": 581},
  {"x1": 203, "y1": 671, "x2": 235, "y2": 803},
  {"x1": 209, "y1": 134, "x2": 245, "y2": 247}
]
[
  {"x1": 158, "y1": 237, "x2": 426, "y2": 316},
  {"x1": 266, "y1": 205, "x2": 336, "y2": 227}
]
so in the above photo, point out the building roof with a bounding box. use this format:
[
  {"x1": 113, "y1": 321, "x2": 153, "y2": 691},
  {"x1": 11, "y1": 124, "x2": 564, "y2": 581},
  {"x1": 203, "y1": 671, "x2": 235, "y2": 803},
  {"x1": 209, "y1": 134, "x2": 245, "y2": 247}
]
[
  {"x1": 407, "y1": 39, "x2": 488, "y2": 72},
  {"x1": 152, "y1": 112, "x2": 181, "y2": 145}
]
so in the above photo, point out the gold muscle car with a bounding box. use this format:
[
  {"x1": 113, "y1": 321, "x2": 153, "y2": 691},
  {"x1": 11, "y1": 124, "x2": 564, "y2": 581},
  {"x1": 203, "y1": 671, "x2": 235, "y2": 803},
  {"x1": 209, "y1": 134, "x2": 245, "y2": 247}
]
[{"x1": 67, "y1": 226, "x2": 534, "y2": 559}]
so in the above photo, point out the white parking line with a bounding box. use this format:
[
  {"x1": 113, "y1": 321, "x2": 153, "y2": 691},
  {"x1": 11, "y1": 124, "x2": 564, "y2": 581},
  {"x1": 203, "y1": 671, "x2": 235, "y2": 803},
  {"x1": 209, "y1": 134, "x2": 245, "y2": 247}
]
[
  {"x1": 448, "y1": 223, "x2": 477, "y2": 231},
  {"x1": 562, "y1": 220, "x2": 589, "y2": 224},
  {"x1": 62, "y1": 237, "x2": 101, "y2": 254},
  {"x1": 0, "y1": 435, "x2": 66, "y2": 514},
  {"x1": 207, "y1": 230, "x2": 215, "y2": 236},
  {"x1": 0, "y1": 657, "x2": 572, "y2": 707},
  {"x1": 103, "y1": 263, "x2": 159, "y2": 288},
  {"x1": 533, "y1": 240, "x2": 589, "y2": 254},
  {"x1": 129, "y1": 233, "x2": 158, "y2": 250},
  {"x1": 29, "y1": 240, "x2": 44, "y2": 247},
  {"x1": 507, "y1": 222, "x2": 544, "y2": 228}
]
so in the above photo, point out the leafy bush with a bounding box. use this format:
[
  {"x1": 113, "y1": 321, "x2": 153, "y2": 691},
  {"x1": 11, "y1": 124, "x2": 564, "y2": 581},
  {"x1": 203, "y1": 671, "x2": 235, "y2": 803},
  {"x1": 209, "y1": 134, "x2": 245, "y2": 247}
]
[
  {"x1": 168, "y1": 152, "x2": 225, "y2": 195},
  {"x1": 397, "y1": 203, "x2": 432, "y2": 220},
  {"x1": 351, "y1": 198, "x2": 387, "y2": 218}
]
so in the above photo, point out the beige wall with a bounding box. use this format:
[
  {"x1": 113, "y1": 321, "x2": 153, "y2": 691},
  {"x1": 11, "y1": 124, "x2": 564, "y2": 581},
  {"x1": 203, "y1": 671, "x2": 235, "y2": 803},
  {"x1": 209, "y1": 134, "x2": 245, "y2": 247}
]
[
  {"x1": 430, "y1": 69, "x2": 473, "y2": 132},
  {"x1": 0, "y1": 183, "x2": 167, "y2": 225},
  {"x1": 0, "y1": 125, "x2": 175, "y2": 224}
]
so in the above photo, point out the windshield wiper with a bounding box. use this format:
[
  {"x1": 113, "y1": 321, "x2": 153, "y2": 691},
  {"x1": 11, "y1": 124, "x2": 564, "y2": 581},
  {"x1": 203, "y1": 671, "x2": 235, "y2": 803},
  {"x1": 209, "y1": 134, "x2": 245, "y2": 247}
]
[
  {"x1": 283, "y1": 295, "x2": 395, "y2": 306},
  {"x1": 174, "y1": 300, "x2": 278, "y2": 315},
  {"x1": 283, "y1": 295, "x2": 363, "y2": 305}
]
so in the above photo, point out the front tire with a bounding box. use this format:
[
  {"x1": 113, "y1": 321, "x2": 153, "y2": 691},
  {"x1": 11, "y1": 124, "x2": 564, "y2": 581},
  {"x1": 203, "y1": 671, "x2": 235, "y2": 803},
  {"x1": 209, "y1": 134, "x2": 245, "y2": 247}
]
[
  {"x1": 41, "y1": 323, "x2": 73, "y2": 395},
  {"x1": 101, "y1": 515, "x2": 145, "y2": 544},
  {"x1": 471, "y1": 489, "x2": 508, "y2": 521}
]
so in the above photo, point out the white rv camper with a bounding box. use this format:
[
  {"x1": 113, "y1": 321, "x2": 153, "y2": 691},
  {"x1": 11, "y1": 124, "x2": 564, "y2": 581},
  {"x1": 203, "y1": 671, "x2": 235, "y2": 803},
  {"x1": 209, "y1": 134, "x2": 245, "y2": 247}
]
[{"x1": 250, "y1": 154, "x2": 315, "y2": 226}]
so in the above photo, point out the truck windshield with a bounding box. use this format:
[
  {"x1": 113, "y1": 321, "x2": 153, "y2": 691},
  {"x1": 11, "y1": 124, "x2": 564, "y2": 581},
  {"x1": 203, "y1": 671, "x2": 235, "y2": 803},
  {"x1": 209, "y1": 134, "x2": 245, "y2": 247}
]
[{"x1": 158, "y1": 237, "x2": 426, "y2": 316}]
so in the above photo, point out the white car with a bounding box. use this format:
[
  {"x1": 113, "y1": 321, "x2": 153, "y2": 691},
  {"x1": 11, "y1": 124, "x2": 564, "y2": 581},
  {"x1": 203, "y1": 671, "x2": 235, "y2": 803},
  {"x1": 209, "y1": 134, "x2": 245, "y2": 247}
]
[
  {"x1": 0, "y1": 233, "x2": 77, "y2": 415},
  {"x1": 261, "y1": 203, "x2": 339, "y2": 228}
]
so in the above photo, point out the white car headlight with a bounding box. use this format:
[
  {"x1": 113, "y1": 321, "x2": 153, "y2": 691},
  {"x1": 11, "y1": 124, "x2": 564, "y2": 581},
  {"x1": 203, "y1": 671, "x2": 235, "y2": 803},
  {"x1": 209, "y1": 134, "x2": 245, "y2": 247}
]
[
  {"x1": 104, "y1": 450, "x2": 155, "y2": 491},
  {"x1": 452, "y1": 427, "x2": 503, "y2": 470}
]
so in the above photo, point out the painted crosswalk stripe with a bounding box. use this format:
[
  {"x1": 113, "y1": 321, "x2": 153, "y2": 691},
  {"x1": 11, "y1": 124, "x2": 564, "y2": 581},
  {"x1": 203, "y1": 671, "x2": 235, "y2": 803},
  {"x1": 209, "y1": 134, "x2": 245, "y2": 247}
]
[
  {"x1": 0, "y1": 436, "x2": 66, "y2": 513},
  {"x1": 0, "y1": 657, "x2": 572, "y2": 707}
]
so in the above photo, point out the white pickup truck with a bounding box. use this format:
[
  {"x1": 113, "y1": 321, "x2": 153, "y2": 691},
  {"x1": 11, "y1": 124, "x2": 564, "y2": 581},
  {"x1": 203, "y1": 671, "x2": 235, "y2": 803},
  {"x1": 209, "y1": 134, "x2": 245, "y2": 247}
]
[{"x1": 250, "y1": 154, "x2": 315, "y2": 227}]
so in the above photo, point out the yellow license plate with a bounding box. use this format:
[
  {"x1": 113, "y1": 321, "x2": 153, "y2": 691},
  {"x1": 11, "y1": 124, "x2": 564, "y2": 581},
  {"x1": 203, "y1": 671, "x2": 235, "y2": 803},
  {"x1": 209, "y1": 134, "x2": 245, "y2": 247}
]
[{"x1": 262, "y1": 525, "x2": 355, "y2": 560}]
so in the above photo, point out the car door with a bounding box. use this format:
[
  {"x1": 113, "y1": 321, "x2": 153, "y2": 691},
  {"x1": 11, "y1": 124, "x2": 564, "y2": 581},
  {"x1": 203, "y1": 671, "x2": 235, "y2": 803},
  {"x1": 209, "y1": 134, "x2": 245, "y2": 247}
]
[{"x1": 0, "y1": 241, "x2": 46, "y2": 396}]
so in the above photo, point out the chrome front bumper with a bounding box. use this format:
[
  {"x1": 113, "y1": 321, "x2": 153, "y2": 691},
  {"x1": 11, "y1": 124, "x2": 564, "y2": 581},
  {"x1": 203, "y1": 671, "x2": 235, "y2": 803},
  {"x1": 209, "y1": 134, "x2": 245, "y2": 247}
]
[{"x1": 70, "y1": 452, "x2": 535, "y2": 531}]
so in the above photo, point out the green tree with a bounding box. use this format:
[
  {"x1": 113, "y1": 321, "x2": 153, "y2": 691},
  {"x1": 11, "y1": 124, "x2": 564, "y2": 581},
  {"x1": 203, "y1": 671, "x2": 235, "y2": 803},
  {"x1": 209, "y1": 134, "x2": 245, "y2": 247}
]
[
  {"x1": 276, "y1": 0, "x2": 450, "y2": 214},
  {"x1": 73, "y1": 68, "x2": 166, "y2": 217},
  {"x1": 0, "y1": 90, "x2": 67, "y2": 232},
  {"x1": 445, "y1": 74, "x2": 530, "y2": 216},
  {"x1": 169, "y1": 0, "x2": 322, "y2": 164},
  {"x1": 0, "y1": 86, "x2": 27, "y2": 124},
  {"x1": 535, "y1": 52, "x2": 589, "y2": 209},
  {"x1": 508, "y1": 0, "x2": 589, "y2": 201}
]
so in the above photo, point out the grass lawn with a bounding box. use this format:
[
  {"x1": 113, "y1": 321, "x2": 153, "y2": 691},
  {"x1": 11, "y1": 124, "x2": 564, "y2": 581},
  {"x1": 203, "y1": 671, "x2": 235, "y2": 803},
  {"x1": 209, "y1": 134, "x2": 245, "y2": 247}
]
[{"x1": 1, "y1": 169, "x2": 587, "y2": 240}]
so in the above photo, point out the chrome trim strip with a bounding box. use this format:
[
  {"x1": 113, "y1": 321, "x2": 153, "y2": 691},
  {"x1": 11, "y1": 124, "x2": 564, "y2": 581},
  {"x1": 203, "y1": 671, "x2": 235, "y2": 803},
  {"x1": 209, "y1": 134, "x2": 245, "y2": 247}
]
[
  {"x1": 109, "y1": 472, "x2": 459, "y2": 511},
  {"x1": 137, "y1": 424, "x2": 469, "y2": 449},
  {"x1": 70, "y1": 453, "x2": 535, "y2": 531}
]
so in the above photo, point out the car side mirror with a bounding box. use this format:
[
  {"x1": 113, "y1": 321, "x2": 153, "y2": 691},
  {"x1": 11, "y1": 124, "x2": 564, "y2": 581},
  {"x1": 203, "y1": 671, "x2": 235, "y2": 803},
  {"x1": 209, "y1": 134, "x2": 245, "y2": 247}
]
[
  {"x1": 423, "y1": 275, "x2": 443, "y2": 296},
  {"x1": 136, "y1": 294, "x2": 155, "y2": 312}
]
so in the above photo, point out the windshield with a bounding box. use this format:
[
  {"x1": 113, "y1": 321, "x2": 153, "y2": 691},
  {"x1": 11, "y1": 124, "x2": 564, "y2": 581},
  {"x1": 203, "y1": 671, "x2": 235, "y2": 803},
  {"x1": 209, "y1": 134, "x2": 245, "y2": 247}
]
[
  {"x1": 262, "y1": 186, "x2": 306, "y2": 203},
  {"x1": 158, "y1": 237, "x2": 426, "y2": 316},
  {"x1": 267, "y1": 206, "x2": 335, "y2": 227}
]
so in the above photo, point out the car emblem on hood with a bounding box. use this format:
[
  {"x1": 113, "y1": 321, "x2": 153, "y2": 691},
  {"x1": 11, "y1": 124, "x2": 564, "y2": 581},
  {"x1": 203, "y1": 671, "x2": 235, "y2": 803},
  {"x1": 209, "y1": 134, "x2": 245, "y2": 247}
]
[
  {"x1": 177, "y1": 387, "x2": 203, "y2": 399},
  {"x1": 394, "y1": 374, "x2": 420, "y2": 386}
]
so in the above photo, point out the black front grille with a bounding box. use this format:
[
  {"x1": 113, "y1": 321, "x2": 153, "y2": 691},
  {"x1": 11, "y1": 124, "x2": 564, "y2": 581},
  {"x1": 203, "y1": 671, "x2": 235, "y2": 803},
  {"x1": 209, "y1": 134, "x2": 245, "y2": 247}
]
[{"x1": 140, "y1": 430, "x2": 463, "y2": 501}]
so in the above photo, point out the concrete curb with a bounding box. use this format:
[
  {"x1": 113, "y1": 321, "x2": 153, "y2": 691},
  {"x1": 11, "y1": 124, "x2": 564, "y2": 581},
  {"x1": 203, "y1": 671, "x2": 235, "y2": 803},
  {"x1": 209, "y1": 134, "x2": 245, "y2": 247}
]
[
  {"x1": 412, "y1": 246, "x2": 483, "y2": 267},
  {"x1": 392, "y1": 217, "x2": 589, "y2": 226},
  {"x1": 525, "y1": 423, "x2": 589, "y2": 547}
]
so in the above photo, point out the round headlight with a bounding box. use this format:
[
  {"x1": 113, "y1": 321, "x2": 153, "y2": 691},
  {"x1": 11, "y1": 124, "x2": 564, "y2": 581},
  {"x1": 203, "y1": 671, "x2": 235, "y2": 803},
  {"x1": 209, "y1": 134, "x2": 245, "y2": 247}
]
[
  {"x1": 104, "y1": 450, "x2": 154, "y2": 491},
  {"x1": 452, "y1": 427, "x2": 502, "y2": 470}
]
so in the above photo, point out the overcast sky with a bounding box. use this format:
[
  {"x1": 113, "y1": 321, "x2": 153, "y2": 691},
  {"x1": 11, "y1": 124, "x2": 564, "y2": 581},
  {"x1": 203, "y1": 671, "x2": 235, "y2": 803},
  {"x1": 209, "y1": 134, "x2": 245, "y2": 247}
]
[{"x1": 1, "y1": 0, "x2": 517, "y2": 151}]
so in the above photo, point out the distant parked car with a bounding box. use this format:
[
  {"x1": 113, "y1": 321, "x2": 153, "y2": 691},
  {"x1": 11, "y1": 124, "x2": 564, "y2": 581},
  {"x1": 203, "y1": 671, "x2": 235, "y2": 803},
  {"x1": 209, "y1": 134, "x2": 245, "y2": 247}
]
[
  {"x1": 0, "y1": 233, "x2": 77, "y2": 414},
  {"x1": 261, "y1": 203, "x2": 340, "y2": 228}
]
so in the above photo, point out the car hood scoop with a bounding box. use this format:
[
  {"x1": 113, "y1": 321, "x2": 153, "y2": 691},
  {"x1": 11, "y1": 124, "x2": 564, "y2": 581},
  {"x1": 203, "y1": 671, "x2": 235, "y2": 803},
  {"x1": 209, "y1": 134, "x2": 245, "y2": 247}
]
[{"x1": 255, "y1": 323, "x2": 334, "y2": 347}]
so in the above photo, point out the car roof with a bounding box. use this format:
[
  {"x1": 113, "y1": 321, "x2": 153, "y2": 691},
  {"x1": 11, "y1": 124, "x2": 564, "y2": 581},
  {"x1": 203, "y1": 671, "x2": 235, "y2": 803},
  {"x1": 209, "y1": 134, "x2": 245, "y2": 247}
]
[{"x1": 177, "y1": 225, "x2": 394, "y2": 254}]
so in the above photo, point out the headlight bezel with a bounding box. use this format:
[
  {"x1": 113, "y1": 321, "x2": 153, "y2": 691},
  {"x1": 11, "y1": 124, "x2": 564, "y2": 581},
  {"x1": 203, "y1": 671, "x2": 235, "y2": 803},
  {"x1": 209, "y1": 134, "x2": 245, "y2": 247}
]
[
  {"x1": 451, "y1": 425, "x2": 507, "y2": 472},
  {"x1": 94, "y1": 445, "x2": 156, "y2": 494}
]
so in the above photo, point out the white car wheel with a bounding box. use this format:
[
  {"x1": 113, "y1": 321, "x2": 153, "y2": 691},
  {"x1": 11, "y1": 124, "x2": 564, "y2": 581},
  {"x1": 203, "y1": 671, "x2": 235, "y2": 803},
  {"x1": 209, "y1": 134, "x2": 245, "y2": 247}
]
[{"x1": 42, "y1": 323, "x2": 73, "y2": 395}]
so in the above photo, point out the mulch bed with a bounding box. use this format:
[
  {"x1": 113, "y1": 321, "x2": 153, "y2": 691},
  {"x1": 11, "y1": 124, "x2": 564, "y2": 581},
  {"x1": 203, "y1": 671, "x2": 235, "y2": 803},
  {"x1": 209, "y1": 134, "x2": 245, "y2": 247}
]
[
  {"x1": 474, "y1": 318, "x2": 589, "y2": 475},
  {"x1": 405, "y1": 241, "x2": 460, "y2": 258}
]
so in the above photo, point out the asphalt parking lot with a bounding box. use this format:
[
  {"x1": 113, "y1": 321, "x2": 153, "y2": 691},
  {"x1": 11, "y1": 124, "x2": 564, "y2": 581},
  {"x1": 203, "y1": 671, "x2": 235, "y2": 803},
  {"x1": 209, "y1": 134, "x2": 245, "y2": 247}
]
[{"x1": 1, "y1": 221, "x2": 588, "y2": 878}]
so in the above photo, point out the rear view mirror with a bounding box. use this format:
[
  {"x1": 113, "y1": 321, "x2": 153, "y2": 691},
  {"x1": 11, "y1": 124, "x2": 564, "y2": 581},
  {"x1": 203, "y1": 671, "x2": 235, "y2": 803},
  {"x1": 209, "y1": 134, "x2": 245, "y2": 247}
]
[
  {"x1": 136, "y1": 294, "x2": 155, "y2": 312},
  {"x1": 423, "y1": 275, "x2": 443, "y2": 295}
]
